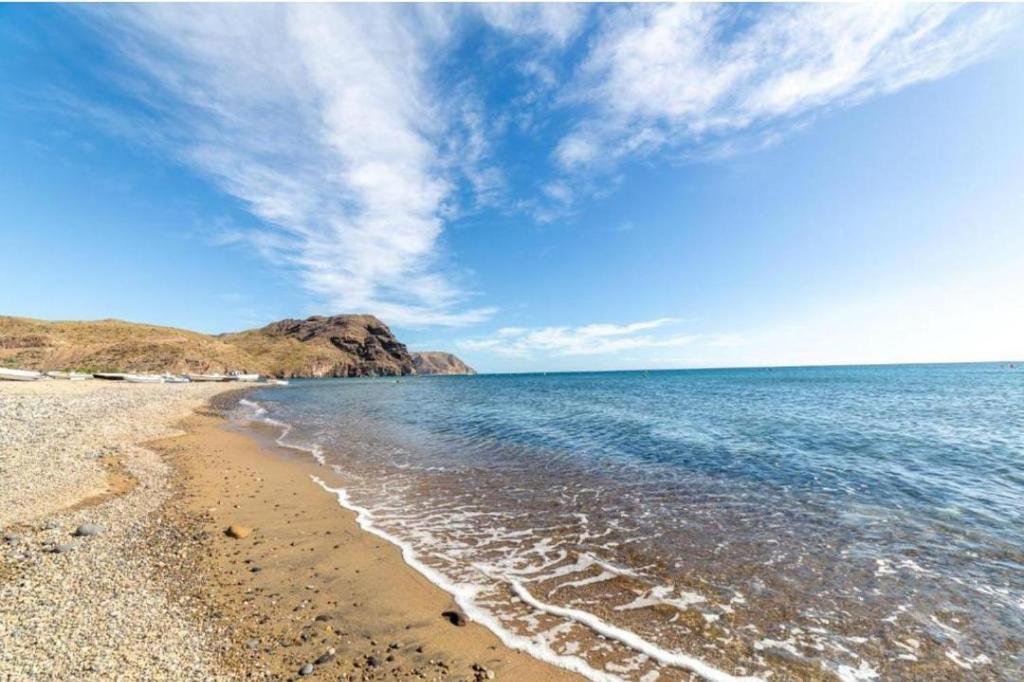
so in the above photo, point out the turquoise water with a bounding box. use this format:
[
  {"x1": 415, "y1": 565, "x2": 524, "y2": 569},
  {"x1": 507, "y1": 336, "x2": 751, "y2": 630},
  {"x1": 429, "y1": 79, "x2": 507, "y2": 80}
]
[{"x1": 238, "y1": 363, "x2": 1024, "y2": 681}]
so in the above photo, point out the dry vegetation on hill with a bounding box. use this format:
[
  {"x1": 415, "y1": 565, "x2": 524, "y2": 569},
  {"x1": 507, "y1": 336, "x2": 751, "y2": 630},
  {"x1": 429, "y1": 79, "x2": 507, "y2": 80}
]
[{"x1": 0, "y1": 315, "x2": 474, "y2": 377}]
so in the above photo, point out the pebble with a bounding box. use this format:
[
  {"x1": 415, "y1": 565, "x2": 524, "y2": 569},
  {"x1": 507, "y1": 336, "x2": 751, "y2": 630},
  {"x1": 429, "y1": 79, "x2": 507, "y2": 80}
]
[
  {"x1": 3, "y1": 532, "x2": 21, "y2": 544},
  {"x1": 73, "y1": 523, "x2": 105, "y2": 537},
  {"x1": 314, "y1": 648, "x2": 336, "y2": 665},
  {"x1": 299, "y1": 662, "x2": 314, "y2": 675},
  {"x1": 225, "y1": 525, "x2": 251, "y2": 539}
]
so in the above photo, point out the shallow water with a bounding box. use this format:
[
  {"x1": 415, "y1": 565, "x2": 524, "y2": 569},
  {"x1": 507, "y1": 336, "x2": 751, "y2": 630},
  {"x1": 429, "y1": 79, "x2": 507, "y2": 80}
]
[{"x1": 234, "y1": 364, "x2": 1024, "y2": 681}]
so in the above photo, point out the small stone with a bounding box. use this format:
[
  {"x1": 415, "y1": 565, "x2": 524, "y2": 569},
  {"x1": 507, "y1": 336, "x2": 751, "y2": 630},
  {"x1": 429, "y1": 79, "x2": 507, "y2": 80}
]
[
  {"x1": 314, "y1": 613, "x2": 332, "y2": 622},
  {"x1": 298, "y1": 662, "x2": 314, "y2": 675},
  {"x1": 441, "y1": 610, "x2": 467, "y2": 627},
  {"x1": 245, "y1": 638, "x2": 259, "y2": 650},
  {"x1": 225, "y1": 525, "x2": 251, "y2": 539},
  {"x1": 315, "y1": 649, "x2": 336, "y2": 665},
  {"x1": 249, "y1": 565, "x2": 262, "y2": 573},
  {"x1": 3, "y1": 532, "x2": 21, "y2": 544},
  {"x1": 52, "y1": 543, "x2": 75, "y2": 554},
  {"x1": 366, "y1": 655, "x2": 380, "y2": 668},
  {"x1": 73, "y1": 523, "x2": 104, "y2": 537}
]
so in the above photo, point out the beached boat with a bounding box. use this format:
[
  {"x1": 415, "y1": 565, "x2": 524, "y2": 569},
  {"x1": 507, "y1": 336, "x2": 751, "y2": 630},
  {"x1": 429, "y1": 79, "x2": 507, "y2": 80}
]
[
  {"x1": 124, "y1": 374, "x2": 165, "y2": 383},
  {"x1": 0, "y1": 367, "x2": 43, "y2": 381},
  {"x1": 93, "y1": 373, "x2": 128, "y2": 380},
  {"x1": 232, "y1": 373, "x2": 261, "y2": 382},
  {"x1": 186, "y1": 373, "x2": 230, "y2": 382},
  {"x1": 45, "y1": 371, "x2": 92, "y2": 380}
]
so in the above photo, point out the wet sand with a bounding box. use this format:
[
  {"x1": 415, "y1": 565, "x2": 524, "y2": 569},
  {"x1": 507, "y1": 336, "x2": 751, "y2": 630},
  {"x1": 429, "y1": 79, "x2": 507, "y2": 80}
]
[{"x1": 151, "y1": 407, "x2": 581, "y2": 681}]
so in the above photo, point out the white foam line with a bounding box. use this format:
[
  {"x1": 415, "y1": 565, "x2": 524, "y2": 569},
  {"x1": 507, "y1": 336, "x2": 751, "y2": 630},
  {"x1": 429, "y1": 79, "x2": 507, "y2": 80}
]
[
  {"x1": 509, "y1": 581, "x2": 761, "y2": 682},
  {"x1": 313, "y1": 476, "x2": 760, "y2": 682},
  {"x1": 262, "y1": 416, "x2": 326, "y2": 465},
  {"x1": 312, "y1": 477, "x2": 622, "y2": 682}
]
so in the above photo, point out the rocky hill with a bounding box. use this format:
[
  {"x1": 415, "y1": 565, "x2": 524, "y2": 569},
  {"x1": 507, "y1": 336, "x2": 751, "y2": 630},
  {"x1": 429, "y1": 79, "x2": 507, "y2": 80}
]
[
  {"x1": 0, "y1": 315, "x2": 474, "y2": 378},
  {"x1": 411, "y1": 351, "x2": 476, "y2": 375},
  {"x1": 220, "y1": 315, "x2": 414, "y2": 377}
]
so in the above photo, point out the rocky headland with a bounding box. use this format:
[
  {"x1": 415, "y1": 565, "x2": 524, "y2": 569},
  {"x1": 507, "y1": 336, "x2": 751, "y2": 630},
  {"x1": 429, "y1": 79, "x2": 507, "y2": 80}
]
[{"x1": 411, "y1": 352, "x2": 477, "y2": 376}]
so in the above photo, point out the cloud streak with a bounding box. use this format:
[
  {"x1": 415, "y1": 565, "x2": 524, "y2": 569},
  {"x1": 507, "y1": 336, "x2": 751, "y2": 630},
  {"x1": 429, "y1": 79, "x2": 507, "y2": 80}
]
[
  {"x1": 556, "y1": 4, "x2": 1014, "y2": 171},
  {"x1": 458, "y1": 318, "x2": 699, "y2": 357},
  {"x1": 88, "y1": 4, "x2": 493, "y2": 326},
  {"x1": 68, "y1": 4, "x2": 1017, "y2": 332}
]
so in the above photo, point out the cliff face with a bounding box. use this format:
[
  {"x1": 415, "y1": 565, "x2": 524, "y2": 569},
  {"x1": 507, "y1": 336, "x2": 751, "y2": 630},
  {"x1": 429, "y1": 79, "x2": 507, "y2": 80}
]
[
  {"x1": 411, "y1": 351, "x2": 476, "y2": 376},
  {"x1": 224, "y1": 315, "x2": 414, "y2": 378}
]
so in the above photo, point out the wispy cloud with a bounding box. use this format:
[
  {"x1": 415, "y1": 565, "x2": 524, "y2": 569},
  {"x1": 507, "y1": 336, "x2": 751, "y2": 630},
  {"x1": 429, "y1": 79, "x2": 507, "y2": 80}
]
[
  {"x1": 458, "y1": 318, "x2": 699, "y2": 357},
  {"x1": 57, "y1": 3, "x2": 1017, "y2": 333},
  {"x1": 477, "y1": 4, "x2": 588, "y2": 47},
  {"x1": 556, "y1": 4, "x2": 1014, "y2": 173},
  {"x1": 85, "y1": 4, "x2": 494, "y2": 326}
]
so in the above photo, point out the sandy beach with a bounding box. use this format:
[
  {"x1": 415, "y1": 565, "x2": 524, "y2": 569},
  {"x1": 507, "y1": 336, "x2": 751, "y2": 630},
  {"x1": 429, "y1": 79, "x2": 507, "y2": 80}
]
[{"x1": 0, "y1": 380, "x2": 579, "y2": 681}]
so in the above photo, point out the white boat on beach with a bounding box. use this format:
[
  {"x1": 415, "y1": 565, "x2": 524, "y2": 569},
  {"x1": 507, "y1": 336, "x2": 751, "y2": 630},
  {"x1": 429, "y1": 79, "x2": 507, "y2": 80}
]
[
  {"x1": 187, "y1": 373, "x2": 231, "y2": 382},
  {"x1": 124, "y1": 374, "x2": 165, "y2": 383},
  {"x1": 45, "y1": 371, "x2": 93, "y2": 381},
  {"x1": 161, "y1": 373, "x2": 190, "y2": 383},
  {"x1": 0, "y1": 367, "x2": 43, "y2": 382},
  {"x1": 232, "y1": 373, "x2": 261, "y2": 382}
]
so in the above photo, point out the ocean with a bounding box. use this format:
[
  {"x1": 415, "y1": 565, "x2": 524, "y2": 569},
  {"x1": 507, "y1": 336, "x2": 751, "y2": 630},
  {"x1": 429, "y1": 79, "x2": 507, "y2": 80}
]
[{"x1": 232, "y1": 364, "x2": 1024, "y2": 681}]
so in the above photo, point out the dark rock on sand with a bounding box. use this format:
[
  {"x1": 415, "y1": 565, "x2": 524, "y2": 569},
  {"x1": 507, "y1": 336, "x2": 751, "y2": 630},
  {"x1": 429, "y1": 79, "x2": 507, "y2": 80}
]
[
  {"x1": 441, "y1": 610, "x2": 467, "y2": 626},
  {"x1": 314, "y1": 648, "x2": 336, "y2": 665},
  {"x1": 73, "y1": 523, "x2": 104, "y2": 537}
]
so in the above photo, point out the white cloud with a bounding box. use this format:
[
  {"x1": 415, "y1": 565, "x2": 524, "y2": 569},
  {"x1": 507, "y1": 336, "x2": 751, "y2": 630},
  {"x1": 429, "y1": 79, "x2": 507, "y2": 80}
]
[
  {"x1": 558, "y1": 4, "x2": 1015, "y2": 171},
  {"x1": 458, "y1": 318, "x2": 697, "y2": 357},
  {"x1": 87, "y1": 4, "x2": 493, "y2": 327},
  {"x1": 477, "y1": 4, "x2": 587, "y2": 47}
]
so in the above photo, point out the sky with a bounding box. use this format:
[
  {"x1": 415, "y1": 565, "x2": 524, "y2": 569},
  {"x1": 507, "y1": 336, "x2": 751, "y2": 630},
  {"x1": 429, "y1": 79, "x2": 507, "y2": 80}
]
[{"x1": 1, "y1": 3, "x2": 1022, "y2": 373}]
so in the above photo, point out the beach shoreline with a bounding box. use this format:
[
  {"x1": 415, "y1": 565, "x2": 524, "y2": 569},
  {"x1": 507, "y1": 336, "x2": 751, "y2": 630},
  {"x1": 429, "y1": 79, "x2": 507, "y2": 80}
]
[{"x1": 0, "y1": 380, "x2": 578, "y2": 681}]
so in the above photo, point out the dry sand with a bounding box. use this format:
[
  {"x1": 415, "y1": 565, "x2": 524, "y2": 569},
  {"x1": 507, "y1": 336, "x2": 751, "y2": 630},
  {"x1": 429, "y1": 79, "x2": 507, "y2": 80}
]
[{"x1": 0, "y1": 380, "x2": 580, "y2": 681}]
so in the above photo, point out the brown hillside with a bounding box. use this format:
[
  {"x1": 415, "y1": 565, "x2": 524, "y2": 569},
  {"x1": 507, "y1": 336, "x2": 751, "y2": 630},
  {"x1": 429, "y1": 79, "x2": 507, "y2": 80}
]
[
  {"x1": 0, "y1": 317, "x2": 255, "y2": 374},
  {"x1": 0, "y1": 314, "x2": 456, "y2": 378}
]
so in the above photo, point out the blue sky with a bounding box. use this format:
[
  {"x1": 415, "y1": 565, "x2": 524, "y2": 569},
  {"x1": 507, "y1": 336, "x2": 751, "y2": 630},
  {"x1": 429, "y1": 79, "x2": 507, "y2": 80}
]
[{"x1": 1, "y1": 4, "x2": 1022, "y2": 372}]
